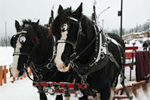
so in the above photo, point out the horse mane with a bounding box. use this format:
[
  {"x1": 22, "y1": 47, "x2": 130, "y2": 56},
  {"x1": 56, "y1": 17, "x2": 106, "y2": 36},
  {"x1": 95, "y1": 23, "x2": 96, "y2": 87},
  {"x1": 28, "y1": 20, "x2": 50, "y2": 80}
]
[
  {"x1": 52, "y1": 8, "x2": 72, "y2": 39},
  {"x1": 22, "y1": 19, "x2": 51, "y2": 39},
  {"x1": 58, "y1": 8, "x2": 72, "y2": 25},
  {"x1": 22, "y1": 19, "x2": 32, "y2": 27},
  {"x1": 21, "y1": 19, "x2": 54, "y2": 64},
  {"x1": 80, "y1": 15, "x2": 95, "y2": 41}
]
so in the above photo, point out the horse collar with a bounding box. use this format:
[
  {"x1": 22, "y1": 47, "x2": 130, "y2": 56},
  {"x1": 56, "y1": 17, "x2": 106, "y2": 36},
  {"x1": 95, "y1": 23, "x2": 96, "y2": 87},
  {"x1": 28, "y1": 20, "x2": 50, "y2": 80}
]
[
  {"x1": 49, "y1": 35, "x2": 57, "y2": 63},
  {"x1": 93, "y1": 27, "x2": 109, "y2": 64}
]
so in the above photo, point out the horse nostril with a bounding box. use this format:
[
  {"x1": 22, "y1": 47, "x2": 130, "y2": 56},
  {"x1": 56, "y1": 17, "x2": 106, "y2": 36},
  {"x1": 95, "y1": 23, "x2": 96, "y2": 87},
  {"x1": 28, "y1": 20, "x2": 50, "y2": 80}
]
[
  {"x1": 64, "y1": 59, "x2": 70, "y2": 67},
  {"x1": 64, "y1": 62, "x2": 68, "y2": 67}
]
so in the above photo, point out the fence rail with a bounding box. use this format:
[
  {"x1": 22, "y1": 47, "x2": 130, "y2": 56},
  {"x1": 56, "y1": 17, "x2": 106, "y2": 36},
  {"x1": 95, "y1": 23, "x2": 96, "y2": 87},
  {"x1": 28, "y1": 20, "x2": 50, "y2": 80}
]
[{"x1": 0, "y1": 65, "x2": 32, "y2": 86}]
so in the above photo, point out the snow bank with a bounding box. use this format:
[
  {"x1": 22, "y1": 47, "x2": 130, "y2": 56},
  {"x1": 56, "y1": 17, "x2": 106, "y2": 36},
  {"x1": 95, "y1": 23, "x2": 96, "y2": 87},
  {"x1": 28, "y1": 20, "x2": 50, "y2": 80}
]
[{"x1": 0, "y1": 46, "x2": 13, "y2": 66}]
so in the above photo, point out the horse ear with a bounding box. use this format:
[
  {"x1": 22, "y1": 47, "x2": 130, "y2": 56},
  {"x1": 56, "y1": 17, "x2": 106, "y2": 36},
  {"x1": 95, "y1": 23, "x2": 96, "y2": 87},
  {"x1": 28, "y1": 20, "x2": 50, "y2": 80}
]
[
  {"x1": 58, "y1": 5, "x2": 63, "y2": 14},
  {"x1": 15, "y1": 20, "x2": 21, "y2": 32},
  {"x1": 49, "y1": 10, "x2": 54, "y2": 25},
  {"x1": 74, "y1": 3, "x2": 83, "y2": 17},
  {"x1": 36, "y1": 20, "x2": 40, "y2": 25},
  {"x1": 31, "y1": 20, "x2": 39, "y2": 30}
]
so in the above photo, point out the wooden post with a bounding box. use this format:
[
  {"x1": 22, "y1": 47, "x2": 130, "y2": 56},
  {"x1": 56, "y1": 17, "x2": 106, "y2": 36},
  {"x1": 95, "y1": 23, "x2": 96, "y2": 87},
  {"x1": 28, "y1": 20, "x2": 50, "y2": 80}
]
[
  {"x1": 13, "y1": 77, "x2": 16, "y2": 82},
  {"x1": 9, "y1": 67, "x2": 13, "y2": 78},
  {"x1": 24, "y1": 74, "x2": 26, "y2": 78},
  {"x1": 3, "y1": 65, "x2": 7, "y2": 84},
  {"x1": 28, "y1": 67, "x2": 32, "y2": 76},
  {"x1": 9, "y1": 65, "x2": 13, "y2": 77},
  {"x1": 11, "y1": 77, "x2": 16, "y2": 83},
  {"x1": 9, "y1": 66, "x2": 16, "y2": 83},
  {"x1": 0, "y1": 66, "x2": 3, "y2": 86},
  {"x1": 20, "y1": 77, "x2": 23, "y2": 80}
]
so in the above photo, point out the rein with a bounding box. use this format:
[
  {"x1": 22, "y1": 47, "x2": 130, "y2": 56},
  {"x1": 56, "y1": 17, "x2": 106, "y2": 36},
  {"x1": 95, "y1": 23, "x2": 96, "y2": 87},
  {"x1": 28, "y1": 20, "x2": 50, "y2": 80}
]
[
  {"x1": 24, "y1": 35, "x2": 57, "y2": 82},
  {"x1": 23, "y1": 61, "x2": 58, "y2": 82}
]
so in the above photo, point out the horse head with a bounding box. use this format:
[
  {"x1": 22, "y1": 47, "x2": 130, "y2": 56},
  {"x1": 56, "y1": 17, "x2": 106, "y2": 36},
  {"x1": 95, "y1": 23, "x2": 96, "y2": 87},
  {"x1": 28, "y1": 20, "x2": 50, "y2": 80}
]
[
  {"x1": 11, "y1": 20, "x2": 43, "y2": 77},
  {"x1": 52, "y1": 3, "x2": 95, "y2": 72}
]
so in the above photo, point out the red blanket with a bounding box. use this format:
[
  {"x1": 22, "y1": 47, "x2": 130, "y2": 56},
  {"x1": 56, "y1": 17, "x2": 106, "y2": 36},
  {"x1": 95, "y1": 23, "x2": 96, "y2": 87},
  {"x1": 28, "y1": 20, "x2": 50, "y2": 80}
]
[{"x1": 136, "y1": 51, "x2": 150, "y2": 81}]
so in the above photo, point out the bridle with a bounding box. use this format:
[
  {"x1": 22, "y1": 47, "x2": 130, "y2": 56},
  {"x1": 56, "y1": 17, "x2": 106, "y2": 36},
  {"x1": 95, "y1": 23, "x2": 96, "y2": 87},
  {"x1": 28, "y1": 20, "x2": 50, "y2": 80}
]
[
  {"x1": 12, "y1": 30, "x2": 57, "y2": 82},
  {"x1": 57, "y1": 17, "x2": 87, "y2": 61},
  {"x1": 54, "y1": 10, "x2": 126, "y2": 97},
  {"x1": 55, "y1": 16, "x2": 122, "y2": 85},
  {"x1": 56, "y1": 16, "x2": 106, "y2": 63}
]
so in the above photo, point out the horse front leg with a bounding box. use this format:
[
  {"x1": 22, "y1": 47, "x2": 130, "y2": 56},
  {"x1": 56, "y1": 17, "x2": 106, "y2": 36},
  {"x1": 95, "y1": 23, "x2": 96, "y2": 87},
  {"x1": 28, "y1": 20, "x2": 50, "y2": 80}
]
[
  {"x1": 39, "y1": 93, "x2": 47, "y2": 100},
  {"x1": 40, "y1": 93, "x2": 64, "y2": 100},
  {"x1": 37, "y1": 86, "x2": 47, "y2": 100},
  {"x1": 56, "y1": 95, "x2": 70, "y2": 100},
  {"x1": 79, "y1": 95, "x2": 88, "y2": 100},
  {"x1": 99, "y1": 85, "x2": 111, "y2": 100},
  {"x1": 56, "y1": 95, "x2": 63, "y2": 100}
]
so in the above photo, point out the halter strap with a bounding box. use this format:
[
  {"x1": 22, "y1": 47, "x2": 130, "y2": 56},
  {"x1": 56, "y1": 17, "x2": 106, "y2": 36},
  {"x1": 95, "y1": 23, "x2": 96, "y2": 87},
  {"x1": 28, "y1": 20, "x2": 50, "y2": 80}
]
[
  {"x1": 13, "y1": 52, "x2": 29, "y2": 56},
  {"x1": 68, "y1": 17, "x2": 78, "y2": 22},
  {"x1": 57, "y1": 39, "x2": 76, "y2": 50},
  {"x1": 17, "y1": 30, "x2": 27, "y2": 34}
]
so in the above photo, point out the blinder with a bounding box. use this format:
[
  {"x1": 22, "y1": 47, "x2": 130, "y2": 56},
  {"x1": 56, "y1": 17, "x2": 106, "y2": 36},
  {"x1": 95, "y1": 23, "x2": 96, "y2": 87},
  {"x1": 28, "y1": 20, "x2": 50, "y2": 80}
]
[
  {"x1": 12, "y1": 31, "x2": 30, "y2": 57},
  {"x1": 11, "y1": 31, "x2": 27, "y2": 47},
  {"x1": 19, "y1": 35, "x2": 26, "y2": 43},
  {"x1": 61, "y1": 23, "x2": 70, "y2": 32},
  {"x1": 10, "y1": 35, "x2": 18, "y2": 48}
]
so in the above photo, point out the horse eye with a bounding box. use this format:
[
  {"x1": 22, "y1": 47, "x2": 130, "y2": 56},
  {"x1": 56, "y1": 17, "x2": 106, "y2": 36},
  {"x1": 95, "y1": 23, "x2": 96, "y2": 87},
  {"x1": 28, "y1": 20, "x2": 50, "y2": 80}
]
[
  {"x1": 19, "y1": 36, "x2": 26, "y2": 43},
  {"x1": 61, "y1": 23, "x2": 68, "y2": 32}
]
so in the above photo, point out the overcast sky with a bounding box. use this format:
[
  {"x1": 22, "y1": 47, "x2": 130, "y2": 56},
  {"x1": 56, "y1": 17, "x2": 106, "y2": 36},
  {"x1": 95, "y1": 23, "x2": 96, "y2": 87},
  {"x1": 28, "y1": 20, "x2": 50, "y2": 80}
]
[{"x1": 0, "y1": 0, "x2": 150, "y2": 37}]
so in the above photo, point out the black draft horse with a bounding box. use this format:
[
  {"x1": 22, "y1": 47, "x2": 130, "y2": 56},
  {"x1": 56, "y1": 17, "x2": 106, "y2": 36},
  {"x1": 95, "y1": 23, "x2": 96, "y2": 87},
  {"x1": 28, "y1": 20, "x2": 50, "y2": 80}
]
[
  {"x1": 52, "y1": 3, "x2": 125, "y2": 100},
  {"x1": 10, "y1": 20, "x2": 73, "y2": 100}
]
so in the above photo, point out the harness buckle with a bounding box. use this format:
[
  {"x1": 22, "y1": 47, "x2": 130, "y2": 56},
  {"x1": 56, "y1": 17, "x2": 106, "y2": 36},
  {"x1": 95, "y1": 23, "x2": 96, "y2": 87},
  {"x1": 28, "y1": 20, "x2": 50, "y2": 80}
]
[
  {"x1": 46, "y1": 63, "x2": 53, "y2": 69},
  {"x1": 70, "y1": 52, "x2": 77, "y2": 61},
  {"x1": 81, "y1": 75, "x2": 87, "y2": 85}
]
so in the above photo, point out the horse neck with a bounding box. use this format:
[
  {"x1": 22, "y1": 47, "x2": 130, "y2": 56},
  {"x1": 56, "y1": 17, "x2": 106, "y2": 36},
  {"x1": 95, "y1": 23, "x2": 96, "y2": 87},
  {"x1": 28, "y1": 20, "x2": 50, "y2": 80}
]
[
  {"x1": 76, "y1": 19, "x2": 96, "y2": 64},
  {"x1": 32, "y1": 33, "x2": 53, "y2": 65}
]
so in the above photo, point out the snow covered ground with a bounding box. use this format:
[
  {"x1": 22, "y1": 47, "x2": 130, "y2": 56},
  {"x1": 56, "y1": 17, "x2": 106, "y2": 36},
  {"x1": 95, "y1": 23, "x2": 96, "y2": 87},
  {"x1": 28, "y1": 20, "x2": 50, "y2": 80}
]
[
  {"x1": 0, "y1": 78, "x2": 40, "y2": 100},
  {"x1": 0, "y1": 46, "x2": 78, "y2": 100},
  {"x1": 0, "y1": 38, "x2": 149, "y2": 100},
  {"x1": 0, "y1": 47, "x2": 13, "y2": 66}
]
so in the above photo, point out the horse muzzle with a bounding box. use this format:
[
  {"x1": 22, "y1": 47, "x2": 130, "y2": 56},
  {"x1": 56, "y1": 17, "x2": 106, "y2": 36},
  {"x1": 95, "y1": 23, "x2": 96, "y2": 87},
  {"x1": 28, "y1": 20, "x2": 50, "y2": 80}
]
[
  {"x1": 11, "y1": 67, "x2": 24, "y2": 77},
  {"x1": 56, "y1": 63, "x2": 71, "y2": 72}
]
